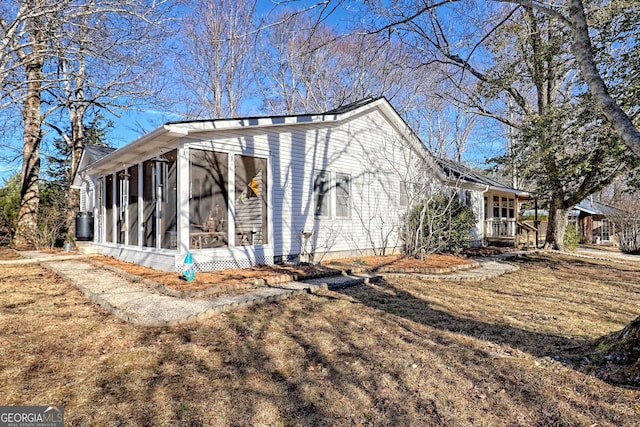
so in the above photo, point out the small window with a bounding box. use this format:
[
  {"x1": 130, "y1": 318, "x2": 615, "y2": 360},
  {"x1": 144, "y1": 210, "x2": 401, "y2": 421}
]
[
  {"x1": 399, "y1": 181, "x2": 408, "y2": 207},
  {"x1": 336, "y1": 173, "x2": 351, "y2": 218},
  {"x1": 508, "y1": 198, "x2": 515, "y2": 218},
  {"x1": 501, "y1": 197, "x2": 508, "y2": 218},
  {"x1": 601, "y1": 219, "x2": 611, "y2": 242},
  {"x1": 314, "y1": 170, "x2": 330, "y2": 218},
  {"x1": 465, "y1": 190, "x2": 472, "y2": 207},
  {"x1": 493, "y1": 196, "x2": 499, "y2": 218}
]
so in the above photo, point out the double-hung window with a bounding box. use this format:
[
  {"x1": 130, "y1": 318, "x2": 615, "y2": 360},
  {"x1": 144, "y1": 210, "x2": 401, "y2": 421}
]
[
  {"x1": 314, "y1": 171, "x2": 351, "y2": 219},
  {"x1": 601, "y1": 219, "x2": 611, "y2": 242},
  {"x1": 335, "y1": 173, "x2": 351, "y2": 218},
  {"x1": 314, "y1": 170, "x2": 331, "y2": 218}
]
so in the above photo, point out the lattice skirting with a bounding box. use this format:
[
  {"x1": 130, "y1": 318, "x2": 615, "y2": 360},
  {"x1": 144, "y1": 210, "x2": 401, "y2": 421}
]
[{"x1": 177, "y1": 254, "x2": 275, "y2": 272}]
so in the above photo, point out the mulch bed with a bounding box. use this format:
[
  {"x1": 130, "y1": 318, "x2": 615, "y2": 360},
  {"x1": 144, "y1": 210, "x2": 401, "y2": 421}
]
[
  {"x1": 91, "y1": 253, "x2": 474, "y2": 294},
  {"x1": 0, "y1": 247, "x2": 474, "y2": 294}
]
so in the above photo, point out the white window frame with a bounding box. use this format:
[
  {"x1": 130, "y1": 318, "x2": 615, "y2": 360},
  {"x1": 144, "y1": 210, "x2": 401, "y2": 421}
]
[
  {"x1": 335, "y1": 173, "x2": 351, "y2": 219},
  {"x1": 601, "y1": 219, "x2": 611, "y2": 242},
  {"x1": 314, "y1": 170, "x2": 331, "y2": 219}
]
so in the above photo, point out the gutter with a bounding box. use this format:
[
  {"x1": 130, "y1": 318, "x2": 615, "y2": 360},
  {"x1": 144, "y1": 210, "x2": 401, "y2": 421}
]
[{"x1": 82, "y1": 125, "x2": 188, "y2": 175}]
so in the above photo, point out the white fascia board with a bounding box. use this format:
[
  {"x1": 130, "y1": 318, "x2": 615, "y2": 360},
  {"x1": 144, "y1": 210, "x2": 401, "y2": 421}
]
[
  {"x1": 70, "y1": 149, "x2": 91, "y2": 189},
  {"x1": 448, "y1": 178, "x2": 530, "y2": 198},
  {"x1": 173, "y1": 98, "x2": 382, "y2": 136},
  {"x1": 573, "y1": 205, "x2": 598, "y2": 215},
  {"x1": 170, "y1": 113, "x2": 331, "y2": 134},
  {"x1": 85, "y1": 125, "x2": 188, "y2": 175}
]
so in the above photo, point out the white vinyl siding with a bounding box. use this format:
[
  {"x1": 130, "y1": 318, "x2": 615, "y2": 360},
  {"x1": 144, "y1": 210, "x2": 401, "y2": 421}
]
[{"x1": 83, "y1": 99, "x2": 444, "y2": 270}]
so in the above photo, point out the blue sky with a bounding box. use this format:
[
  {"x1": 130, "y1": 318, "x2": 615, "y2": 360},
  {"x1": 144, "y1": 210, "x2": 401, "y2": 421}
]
[{"x1": 0, "y1": 0, "x2": 506, "y2": 184}]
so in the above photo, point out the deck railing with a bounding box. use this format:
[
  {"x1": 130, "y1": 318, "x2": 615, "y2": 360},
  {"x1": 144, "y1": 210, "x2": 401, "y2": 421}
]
[{"x1": 485, "y1": 218, "x2": 517, "y2": 238}]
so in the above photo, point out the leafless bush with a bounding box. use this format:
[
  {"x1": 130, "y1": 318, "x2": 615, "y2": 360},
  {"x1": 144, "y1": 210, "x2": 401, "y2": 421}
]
[
  {"x1": 401, "y1": 192, "x2": 476, "y2": 259},
  {"x1": 32, "y1": 205, "x2": 67, "y2": 250},
  {"x1": 609, "y1": 195, "x2": 640, "y2": 254}
]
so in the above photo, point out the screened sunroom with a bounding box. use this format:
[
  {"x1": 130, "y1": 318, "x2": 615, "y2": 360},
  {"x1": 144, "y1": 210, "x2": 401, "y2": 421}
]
[{"x1": 79, "y1": 131, "x2": 272, "y2": 272}]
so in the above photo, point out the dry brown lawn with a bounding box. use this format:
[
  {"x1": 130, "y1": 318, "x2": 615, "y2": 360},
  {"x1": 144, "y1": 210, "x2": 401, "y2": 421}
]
[{"x1": 1, "y1": 248, "x2": 640, "y2": 426}]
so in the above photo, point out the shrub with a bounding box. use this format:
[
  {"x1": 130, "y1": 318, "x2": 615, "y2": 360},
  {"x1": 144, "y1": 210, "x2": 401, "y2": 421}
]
[
  {"x1": 615, "y1": 220, "x2": 640, "y2": 254},
  {"x1": 0, "y1": 174, "x2": 21, "y2": 246},
  {"x1": 563, "y1": 223, "x2": 580, "y2": 251},
  {"x1": 403, "y1": 192, "x2": 477, "y2": 257}
]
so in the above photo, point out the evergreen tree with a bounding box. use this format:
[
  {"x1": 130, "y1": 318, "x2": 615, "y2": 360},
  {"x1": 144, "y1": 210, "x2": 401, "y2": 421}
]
[{"x1": 44, "y1": 113, "x2": 113, "y2": 244}]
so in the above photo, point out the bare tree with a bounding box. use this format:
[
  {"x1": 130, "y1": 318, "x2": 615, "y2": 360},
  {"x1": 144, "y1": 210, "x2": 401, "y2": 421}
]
[
  {"x1": 1, "y1": 0, "x2": 174, "y2": 248},
  {"x1": 607, "y1": 191, "x2": 640, "y2": 254},
  {"x1": 173, "y1": 0, "x2": 257, "y2": 119},
  {"x1": 566, "y1": 0, "x2": 640, "y2": 157},
  {"x1": 253, "y1": 9, "x2": 438, "y2": 116},
  {"x1": 340, "y1": 0, "x2": 640, "y2": 155},
  {"x1": 1, "y1": 0, "x2": 52, "y2": 248},
  {"x1": 411, "y1": 100, "x2": 478, "y2": 161},
  {"x1": 46, "y1": 1, "x2": 173, "y2": 242},
  {"x1": 253, "y1": 11, "x2": 354, "y2": 114},
  {"x1": 347, "y1": 0, "x2": 637, "y2": 250}
]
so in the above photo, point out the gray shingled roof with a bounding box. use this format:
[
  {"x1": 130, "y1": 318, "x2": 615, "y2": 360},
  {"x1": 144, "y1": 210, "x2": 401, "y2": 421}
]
[
  {"x1": 573, "y1": 198, "x2": 621, "y2": 216},
  {"x1": 83, "y1": 144, "x2": 116, "y2": 162},
  {"x1": 435, "y1": 157, "x2": 521, "y2": 192}
]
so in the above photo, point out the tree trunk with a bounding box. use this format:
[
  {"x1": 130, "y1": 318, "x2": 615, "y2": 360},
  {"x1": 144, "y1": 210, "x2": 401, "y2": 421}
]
[
  {"x1": 14, "y1": 108, "x2": 41, "y2": 249},
  {"x1": 14, "y1": 19, "x2": 44, "y2": 249},
  {"x1": 65, "y1": 108, "x2": 86, "y2": 244},
  {"x1": 567, "y1": 0, "x2": 640, "y2": 157},
  {"x1": 545, "y1": 192, "x2": 569, "y2": 251},
  {"x1": 584, "y1": 315, "x2": 640, "y2": 385}
]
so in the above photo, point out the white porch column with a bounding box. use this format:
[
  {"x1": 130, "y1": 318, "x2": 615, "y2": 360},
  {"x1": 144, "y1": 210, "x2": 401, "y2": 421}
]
[
  {"x1": 177, "y1": 146, "x2": 190, "y2": 254},
  {"x1": 228, "y1": 153, "x2": 236, "y2": 246},
  {"x1": 137, "y1": 164, "x2": 143, "y2": 247}
]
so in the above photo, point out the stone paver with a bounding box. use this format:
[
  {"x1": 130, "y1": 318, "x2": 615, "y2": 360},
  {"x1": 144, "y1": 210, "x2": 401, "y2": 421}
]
[
  {"x1": 0, "y1": 252, "x2": 88, "y2": 265},
  {"x1": 8, "y1": 247, "x2": 635, "y2": 326}
]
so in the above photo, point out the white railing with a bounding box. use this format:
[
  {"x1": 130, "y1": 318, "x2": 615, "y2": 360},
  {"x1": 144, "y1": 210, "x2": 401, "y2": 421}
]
[{"x1": 485, "y1": 218, "x2": 517, "y2": 238}]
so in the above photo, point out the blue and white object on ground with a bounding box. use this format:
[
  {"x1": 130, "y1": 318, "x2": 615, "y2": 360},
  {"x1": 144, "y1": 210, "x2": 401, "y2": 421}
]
[{"x1": 183, "y1": 251, "x2": 195, "y2": 281}]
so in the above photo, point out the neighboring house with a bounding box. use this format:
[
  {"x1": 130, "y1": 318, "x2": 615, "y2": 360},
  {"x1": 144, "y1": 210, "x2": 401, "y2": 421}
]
[
  {"x1": 436, "y1": 158, "x2": 532, "y2": 247},
  {"x1": 73, "y1": 97, "x2": 528, "y2": 272},
  {"x1": 571, "y1": 198, "x2": 621, "y2": 245}
]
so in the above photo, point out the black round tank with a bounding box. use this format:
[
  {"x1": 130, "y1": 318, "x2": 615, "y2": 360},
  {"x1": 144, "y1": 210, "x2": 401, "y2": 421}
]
[{"x1": 75, "y1": 212, "x2": 94, "y2": 241}]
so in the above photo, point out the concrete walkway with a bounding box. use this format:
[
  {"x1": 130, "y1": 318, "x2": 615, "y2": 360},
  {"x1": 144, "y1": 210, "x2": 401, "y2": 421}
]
[
  {"x1": 3, "y1": 251, "x2": 520, "y2": 327},
  {"x1": 40, "y1": 259, "x2": 380, "y2": 327},
  {"x1": 575, "y1": 247, "x2": 640, "y2": 263},
  {"x1": 385, "y1": 259, "x2": 519, "y2": 281}
]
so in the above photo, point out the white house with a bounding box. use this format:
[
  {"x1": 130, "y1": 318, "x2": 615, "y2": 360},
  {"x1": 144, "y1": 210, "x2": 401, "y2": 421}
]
[
  {"x1": 436, "y1": 158, "x2": 531, "y2": 246},
  {"x1": 73, "y1": 97, "x2": 528, "y2": 272}
]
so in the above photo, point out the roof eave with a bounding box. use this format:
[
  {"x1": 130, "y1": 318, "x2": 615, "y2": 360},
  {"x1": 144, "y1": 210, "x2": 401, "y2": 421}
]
[
  {"x1": 448, "y1": 177, "x2": 531, "y2": 197},
  {"x1": 168, "y1": 98, "x2": 383, "y2": 134},
  {"x1": 84, "y1": 125, "x2": 187, "y2": 175}
]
